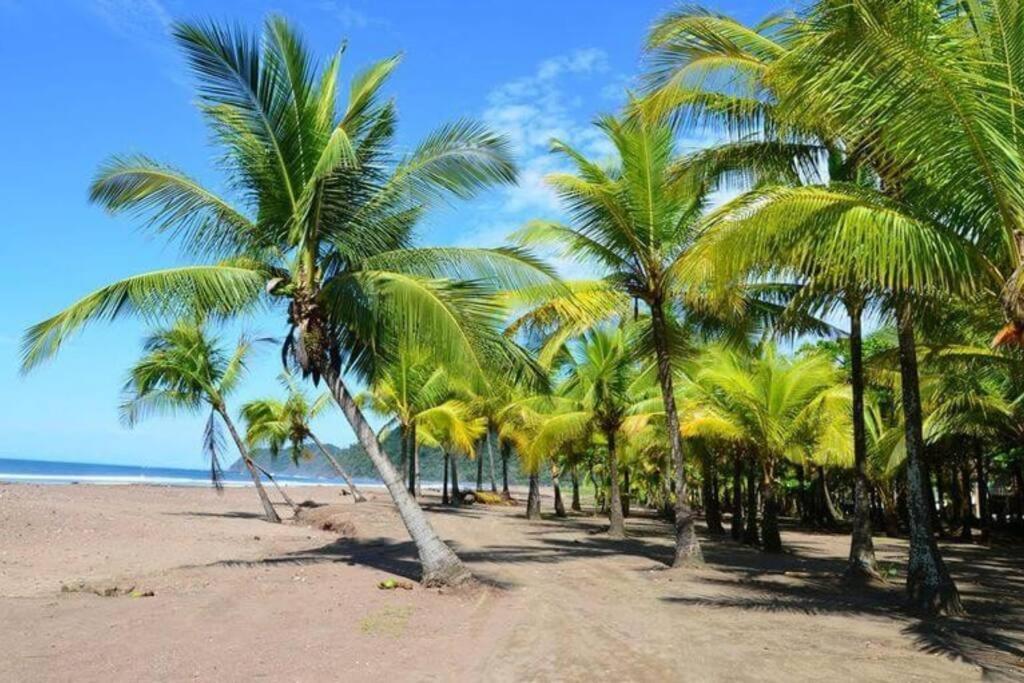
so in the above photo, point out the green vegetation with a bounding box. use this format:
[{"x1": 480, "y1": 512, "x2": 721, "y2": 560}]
[{"x1": 20, "y1": 3, "x2": 1024, "y2": 617}]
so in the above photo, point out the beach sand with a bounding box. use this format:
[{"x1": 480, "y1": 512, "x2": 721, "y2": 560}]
[{"x1": 1, "y1": 483, "x2": 1021, "y2": 681}]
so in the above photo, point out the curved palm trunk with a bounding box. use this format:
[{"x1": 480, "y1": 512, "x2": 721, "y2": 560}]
[
  {"x1": 215, "y1": 406, "x2": 280, "y2": 524},
  {"x1": 846, "y1": 298, "x2": 880, "y2": 580},
  {"x1": 323, "y1": 366, "x2": 471, "y2": 587},
  {"x1": 605, "y1": 428, "x2": 625, "y2": 538},
  {"x1": 553, "y1": 467, "x2": 566, "y2": 518},
  {"x1": 252, "y1": 461, "x2": 300, "y2": 514},
  {"x1": 309, "y1": 432, "x2": 366, "y2": 502},
  {"x1": 896, "y1": 302, "x2": 963, "y2": 615},
  {"x1": 650, "y1": 300, "x2": 702, "y2": 565},
  {"x1": 526, "y1": 472, "x2": 541, "y2": 520}
]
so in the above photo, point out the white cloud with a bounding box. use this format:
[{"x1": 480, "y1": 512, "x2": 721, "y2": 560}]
[
  {"x1": 316, "y1": 2, "x2": 386, "y2": 30},
  {"x1": 481, "y1": 48, "x2": 614, "y2": 222},
  {"x1": 88, "y1": 0, "x2": 171, "y2": 37}
]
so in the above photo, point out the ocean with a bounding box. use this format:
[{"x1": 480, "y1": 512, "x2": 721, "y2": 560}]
[{"x1": 0, "y1": 457, "x2": 376, "y2": 488}]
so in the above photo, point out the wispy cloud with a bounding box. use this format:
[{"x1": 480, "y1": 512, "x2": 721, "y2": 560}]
[
  {"x1": 316, "y1": 1, "x2": 387, "y2": 30},
  {"x1": 87, "y1": 0, "x2": 171, "y2": 37},
  {"x1": 482, "y1": 48, "x2": 614, "y2": 218}
]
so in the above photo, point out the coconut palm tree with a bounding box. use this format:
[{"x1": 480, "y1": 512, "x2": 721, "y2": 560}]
[
  {"x1": 242, "y1": 373, "x2": 366, "y2": 502},
  {"x1": 682, "y1": 343, "x2": 850, "y2": 552},
  {"x1": 512, "y1": 115, "x2": 719, "y2": 563},
  {"x1": 20, "y1": 18, "x2": 556, "y2": 586},
  {"x1": 119, "y1": 320, "x2": 281, "y2": 523},
  {"x1": 642, "y1": 3, "x2": 1001, "y2": 611}
]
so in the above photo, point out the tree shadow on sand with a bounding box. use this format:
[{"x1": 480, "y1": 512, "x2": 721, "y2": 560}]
[{"x1": 664, "y1": 540, "x2": 1024, "y2": 679}]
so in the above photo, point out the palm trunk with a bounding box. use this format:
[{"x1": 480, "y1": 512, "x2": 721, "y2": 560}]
[
  {"x1": 309, "y1": 432, "x2": 366, "y2": 502},
  {"x1": 442, "y1": 451, "x2": 450, "y2": 505},
  {"x1": 571, "y1": 465, "x2": 582, "y2": 512},
  {"x1": 414, "y1": 435, "x2": 421, "y2": 498},
  {"x1": 500, "y1": 441, "x2": 511, "y2": 499},
  {"x1": 975, "y1": 442, "x2": 990, "y2": 543},
  {"x1": 451, "y1": 454, "x2": 461, "y2": 503},
  {"x1": 399, "y1": 425, "x2": 409, "y2": 487},
  {"x1": 323, "y1": 365, "x2": 470, "y2": 587},
  {"x1": 526, "y1": 472, "x2": 541, "y2": 520},
  {"x1": 214, "y1": 405, "x2": 280, "y2": 523},
  {"x1": 846, "y1": 296, "x2": 880, "y2": 580},
  {"x1": 818, "y1": 466, "x2": 841, "y2": 527},
  {"x1": 895, "y1": 301, "x2": 963, "y2": 615},
  {"x1": 407, "y1": 423, "x2": 418, "y2": 498},
  {"x1": 553, "y1": 466, "x2": 566, "y2": 518},
  {"x1": 761, "y1": 460, "x2": 782, "y2": 553},
  {"x1": 731, "y1": 455, "x2": 744, "y2": 541},
  {"x1": 743, "y1": 464, "x2": 759, "y2": 546},
  {"x1": 622, "y1": 466, "x2": 631, "y2": 518},
  {"x1": 476, "y1": 440, "x2": 484, "y2": 491},
  {"x1": 605, "y1": 428, "x2": 625, "y2": 538},
  {"x1": 486, "y1": 427, "x2": 498, "y2": 493},
  {"x1": 650, "y1": 299, "x2": 702, "y2": 565},
  {"x1": 703, "y1": 453, "x2": 725, "y2": 535},
  {"x1": 251, "y1": 461, "x2": 300, "y2": 514},
  {"x1": 958, "y1": 461, "x2": 973, "y2": 542}
]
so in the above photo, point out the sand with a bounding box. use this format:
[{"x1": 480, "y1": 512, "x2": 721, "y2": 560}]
[{"x1": 1, "y1": 483, "x2": 1022, "y2": 681}]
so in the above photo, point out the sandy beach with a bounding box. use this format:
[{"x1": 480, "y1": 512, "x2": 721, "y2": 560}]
[{"x1": 1, "y1": 483, "x2": 1022, "y2": 681}]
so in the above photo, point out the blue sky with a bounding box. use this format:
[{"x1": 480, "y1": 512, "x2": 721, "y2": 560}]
[{"x1": 0, "y1": 0, "x2": 792, "y2": 468}]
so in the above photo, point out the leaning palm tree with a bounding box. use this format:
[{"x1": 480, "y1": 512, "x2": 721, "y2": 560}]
[
  {"x1": 20, "y1": 17, "x2": 555, "y2": 586},
  {"x1": 242, "y1": 373, "x2": 367, "y2": 501},
  {"x1": 120, "y1": 320, "x2": 281, "y2": 523}
]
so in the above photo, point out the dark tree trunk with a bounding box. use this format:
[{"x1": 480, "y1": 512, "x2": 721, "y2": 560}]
[
  {"x1": 442, "y1": 451, "x2": 450, "y2": 505},
  {"x1": 605, "y1": 428, "x2": 625, "y2": 537},
  {"x1": 761, "y1": 462, "x2": 782, "y2": 553},
  {"x1": 895, "y1": 302, "x2": 963, "y2": 615},
  {"x1": 399, "y1": 426, "x2": 409, "y2": 487},
  {"x1": 957, "y1": 461, "x2": 972, "y2": 542},
  {"x1": 622, "y1": 466, "x2": 631, "y2": 518},
  {"x1": 500, "y1": 441, "x2": 511, "y2": 499},
  {"x1": 486, "y1": 427, "x2": 498, "y2": 493},
  {"x1": 975, "y1": 442, "x2": 990, "y2": 543},
  {"x1": 553, "y1": 470, "x2": 566, "y2": 518},
  {"x1": 881, "y1": 486, "x2": 901, "y2": 537},
  {"x1": 571, "y1": 465, "x2": 582, "y2": 512},
  {"x1": 407, "y1": 423, "x2": 417, "y2": 497},
  {"x1": 743, "y1": 464, "x2": 760, "y2": 546},
  {"x1": 650, "y1": 299, "x2": 702, "y2": 565},
  {"x1": 323, "y1": 365, "x2": 470, "y2": 587},
  {"x1": 526, "y1": 472, "x2": 541, "y2": 520},
  {"x1": 215, "y1": 405, "x2": 280, "y2": 523},
  {"x1": 846, "y1": 297, "x2": 879, "y2": 580},
  {"x1": 476, "y1": 440, "x2": 484, "y2": 491},
  {"x1": 703, "y1": 454, "x2": 725, "y2": 535},
  {"x1": 450, "y1": 454, "x2": 461, "y2": 502},
  {"x1": 731, "y1": 455, "x2": 744, "y2": 541}
]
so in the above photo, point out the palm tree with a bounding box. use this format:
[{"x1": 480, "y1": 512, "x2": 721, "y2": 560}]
[
  {"x1": 682, "y1": 344, "x2": 850, "y2": 552},
  {"x1": 529, "y1": 326, "x2": 657, "y2": 537},
  {"x1": 120, "y1": 320, "x2": 281, "y2": 523},
  {"x1": 642, "y1": 3, "x2": 995, "y2": 610},
  {"x1": 20, "y1": 18, "x2": 555, "y2": 586},
  {"x1": 513, "y1": 115, "x2": 715, "y2": 564},
  {"x1": 242, "y1": 373, "x2": 367, "y2": 502}
]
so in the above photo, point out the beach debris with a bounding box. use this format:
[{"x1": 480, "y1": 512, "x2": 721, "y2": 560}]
[
  {"x1": 60, "y1": 581, "x2": 154, "y2": 598},
  {"x1": 293, "y1": 506, "x2": 357, "y2": 536},
  {"x1": 377, "y1": 578, "x2": 413, "y2": 591}
]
